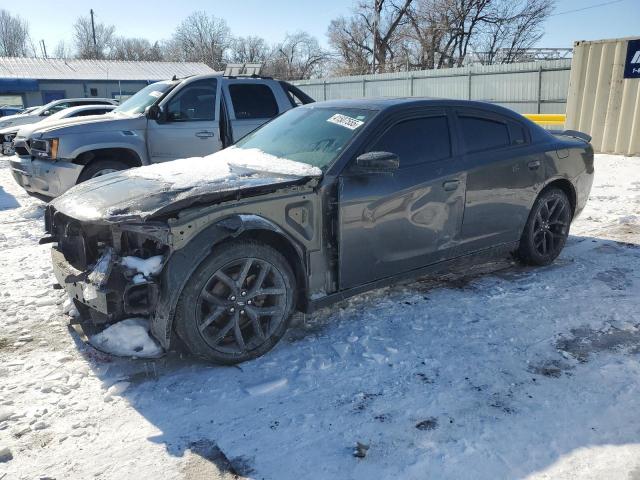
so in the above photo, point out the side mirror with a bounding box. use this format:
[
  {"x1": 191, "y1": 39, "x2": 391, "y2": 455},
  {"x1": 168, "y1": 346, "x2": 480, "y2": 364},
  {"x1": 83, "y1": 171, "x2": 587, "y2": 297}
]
[
  {"x1": 146, "y1": 104, "x2": 163, "y2": 121},
  {"x1": 355, "y1": 151, "x2": 399, "y2": 172}
]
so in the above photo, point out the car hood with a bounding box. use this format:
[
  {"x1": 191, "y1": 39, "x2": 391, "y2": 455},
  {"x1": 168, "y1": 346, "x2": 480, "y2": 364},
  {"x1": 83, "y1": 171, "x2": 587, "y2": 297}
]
[
  {"x1": 0, "y1": 113, "x2": 40, "y2": 129},
  {"x1": 33, "y1": 112, "x2": 145, "y2": 138},
  {"x1": 51, "y1": 146, "x2": 322, "y2": 223},
  {"x1": 0, "y1": 125, "x2": 20, "y2": 136}
]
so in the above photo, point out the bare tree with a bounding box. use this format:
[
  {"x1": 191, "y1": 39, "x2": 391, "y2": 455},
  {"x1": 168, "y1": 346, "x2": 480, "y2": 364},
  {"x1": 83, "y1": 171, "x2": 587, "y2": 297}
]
[
  {"x1": 474, "y1": 0, "x2": 553, "y2": 64},
  {"x1": 403, "y1": 0, "x2": 451, "y2": 69},
  {"x1": 228, "y1": 36, "x2": 271, "y2": 64},
  {"x1": 327, "y1": 0, "x2": 413, "y2": 74},
  {"x1": 111, "y1": 37, "x2": 164, "y2": 61},
  {"x1": 0, "y1": 9, "x2": 32, "y2": 57},
  {"x1": 328, "y1": 0, "x2": 555, "y2": 73},
  {"x1": 73, "y1": 14, "x2": 115, "y2": 59},
  {"x1": 267, "y1": 32, "x2": 329, "y2": 80},
  {"x1": 53, "y1": 40, "x2": 72, "y2": 59},
  {"x1": 168, "y1": 11, "x2": 231, "y2": 69},
  {"x1": 327, "y1": 16, "x2": 372, "y2": 75}
]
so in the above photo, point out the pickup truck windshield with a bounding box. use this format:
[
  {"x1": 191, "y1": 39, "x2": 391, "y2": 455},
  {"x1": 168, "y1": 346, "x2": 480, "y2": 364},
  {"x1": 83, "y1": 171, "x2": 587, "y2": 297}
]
[
  {"x1": 114, "y1": 81, "x2": 176, "y2": 115},
  {"x1": 234, "y1": 107, "x2": 375, "y2": 170}
]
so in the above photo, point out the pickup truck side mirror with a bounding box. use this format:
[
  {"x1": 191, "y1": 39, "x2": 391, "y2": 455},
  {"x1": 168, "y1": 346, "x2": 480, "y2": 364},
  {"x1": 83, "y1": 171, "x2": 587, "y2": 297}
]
[
  {"x1": 355, "y1": 151, "x2": 399, "y2": 172},
  {"x1": 146, "y1": 105, "x2": 163, "y2": 122}
]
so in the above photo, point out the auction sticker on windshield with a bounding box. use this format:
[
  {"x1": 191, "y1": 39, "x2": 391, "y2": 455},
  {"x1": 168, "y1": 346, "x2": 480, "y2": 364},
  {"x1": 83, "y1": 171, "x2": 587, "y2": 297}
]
[
  {"x1": 149, "y1": 91, "x2": 163, "y2": 98},
  {"x1": 327, "y1": 113, "x2": 364, "y2": 130}
]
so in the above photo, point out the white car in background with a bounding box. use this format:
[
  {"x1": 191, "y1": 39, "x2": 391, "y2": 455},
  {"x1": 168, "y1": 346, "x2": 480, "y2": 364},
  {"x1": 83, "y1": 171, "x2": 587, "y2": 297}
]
[
  {"x1": 0, "y1": 97, "x2": 117, "y2": 132},
  {"x1": 1, "y1": 104, "x2": 116, "y2": 156}
]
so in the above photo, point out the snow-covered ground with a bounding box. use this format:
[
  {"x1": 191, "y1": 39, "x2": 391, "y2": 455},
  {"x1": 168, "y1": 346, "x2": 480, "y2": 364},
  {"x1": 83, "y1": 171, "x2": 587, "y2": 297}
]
[{"x1": 1, "y1": 154, "x2": 639, "y2": 480}]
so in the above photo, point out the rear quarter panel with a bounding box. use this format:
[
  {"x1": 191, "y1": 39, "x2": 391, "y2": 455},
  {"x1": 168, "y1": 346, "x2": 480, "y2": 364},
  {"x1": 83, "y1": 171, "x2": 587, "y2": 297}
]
[{"x1": 542, "y1": 136, "x2": 594, "y2": 217}]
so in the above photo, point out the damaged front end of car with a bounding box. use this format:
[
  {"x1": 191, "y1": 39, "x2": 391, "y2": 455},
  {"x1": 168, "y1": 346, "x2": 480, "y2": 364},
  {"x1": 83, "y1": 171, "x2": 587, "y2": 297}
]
[{"x1": 44, "y1": 206, "x2": 172, "y2": 330}]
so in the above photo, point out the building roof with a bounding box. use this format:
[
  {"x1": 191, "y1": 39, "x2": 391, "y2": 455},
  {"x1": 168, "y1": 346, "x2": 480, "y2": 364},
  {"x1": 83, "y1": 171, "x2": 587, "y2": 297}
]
[{"x1": 0, "y1": 57, "x2": 214, "y2": 81}]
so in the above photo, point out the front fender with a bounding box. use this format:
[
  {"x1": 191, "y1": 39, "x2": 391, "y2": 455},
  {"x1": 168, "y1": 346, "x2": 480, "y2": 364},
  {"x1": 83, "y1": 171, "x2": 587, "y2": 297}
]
[
  {"x1": 150, "y1": 214, "x2": 305, "y2": 348},
  {"x1": 67, "y1": 139, "x2": 147, "y2": 165}
]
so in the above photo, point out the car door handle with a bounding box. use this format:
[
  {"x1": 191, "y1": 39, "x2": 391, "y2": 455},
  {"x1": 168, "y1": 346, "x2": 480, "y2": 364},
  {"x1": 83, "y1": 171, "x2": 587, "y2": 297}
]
[
  {"x1": 528, "y1": 160, "x2": 541, "y2": 170},
  {"x1": 195, "y1": 131, "x2": 215, "y2": 139},
  {"x1": 442, "y1": 180, "x2": 459, "y2": 191}
]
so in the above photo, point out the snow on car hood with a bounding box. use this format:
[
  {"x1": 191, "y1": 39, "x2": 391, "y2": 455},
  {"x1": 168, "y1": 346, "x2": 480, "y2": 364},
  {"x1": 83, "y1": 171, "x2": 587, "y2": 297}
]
[{"x1": 51, "y1": 147, "x2": 322, "y2": 223}]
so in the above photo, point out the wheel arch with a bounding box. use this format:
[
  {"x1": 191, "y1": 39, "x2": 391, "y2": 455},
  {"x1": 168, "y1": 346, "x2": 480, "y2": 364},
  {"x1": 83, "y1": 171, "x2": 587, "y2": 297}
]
[
  {"x1": 74, "y1": 147, "x2": 143, "y2": 169},
  {"x1": 540, "y1": 177, "x2": 577, "y2": 216},
  {"x1": 150, "y1": 214, "x2": 308, "y2": 349}
]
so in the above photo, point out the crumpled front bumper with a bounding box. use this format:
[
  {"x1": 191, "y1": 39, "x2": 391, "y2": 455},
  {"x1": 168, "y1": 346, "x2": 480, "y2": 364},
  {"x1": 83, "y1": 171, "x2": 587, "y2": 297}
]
[
  {"x1": 9, "y1": 155, "x2": 83, "y2": 198},
  {"x1": 51, "y1": 245, "x2": 160, "y2": 324},
  {"x1": 51, "y1": 246, "x2": 113, "y2": 315}
]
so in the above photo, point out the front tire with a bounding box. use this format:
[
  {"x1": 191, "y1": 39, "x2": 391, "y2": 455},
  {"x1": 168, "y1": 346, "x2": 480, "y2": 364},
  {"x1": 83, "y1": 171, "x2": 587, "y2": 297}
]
[
  {"x1": 174, "y1": 241, "x2": 296, "y2": 364},
  {"x1": 517, "y1": 187, "x2": 572, "y2": 266},
  {"x1": 77, "y1": 159, "x2": 130, "y2": 183}
]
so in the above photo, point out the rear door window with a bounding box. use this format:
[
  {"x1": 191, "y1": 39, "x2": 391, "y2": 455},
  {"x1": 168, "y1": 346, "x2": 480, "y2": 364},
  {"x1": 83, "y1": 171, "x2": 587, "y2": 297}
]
[
  {"x1": 229, "y1": 84, "x2": 279, "y2": 119},
  {"x1": 458, "y1": 115, "x2": 510, "y2": 153},
  {"x1": 370, "y1": 115, "x2": 452, "y2": 167},
  {"x1": 509, "y1": 122, "x2": 527, "y2": 146}
]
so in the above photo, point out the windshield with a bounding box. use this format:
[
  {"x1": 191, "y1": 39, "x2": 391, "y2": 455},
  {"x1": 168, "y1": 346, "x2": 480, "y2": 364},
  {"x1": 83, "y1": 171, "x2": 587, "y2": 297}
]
[
  {"x1": 29, "y1": 101, "x2": 59, "y2": 116},
  {"x1": 113, "y1": 81, "x2": 175, "y2": 115},
  {"x1": 234, "y1": 107, "x2": 375, "y2": 170}
]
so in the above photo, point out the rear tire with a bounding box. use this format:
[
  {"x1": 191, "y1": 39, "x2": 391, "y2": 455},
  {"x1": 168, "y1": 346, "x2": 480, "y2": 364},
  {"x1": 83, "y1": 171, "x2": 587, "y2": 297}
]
[
  {"x1": 174, "y1": 240, "x2": 296, "y2": 364},
  {"x1": 517, "y1": 187, "x2": 572, "y2": 266},
  {"x1": 77, "y1": 159, "x2": 130, "y2": 183}
]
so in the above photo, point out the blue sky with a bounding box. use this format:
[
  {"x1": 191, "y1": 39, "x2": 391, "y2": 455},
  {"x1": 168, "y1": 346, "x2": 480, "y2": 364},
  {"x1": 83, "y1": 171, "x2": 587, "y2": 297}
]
[{"x1": 10, "y1": 0, "x2": 640, "y2": 55}]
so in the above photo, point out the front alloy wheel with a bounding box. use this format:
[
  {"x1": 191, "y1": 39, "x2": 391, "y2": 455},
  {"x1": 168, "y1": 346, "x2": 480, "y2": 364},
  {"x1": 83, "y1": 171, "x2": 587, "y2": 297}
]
[
  {"x1": 175, "y1": 241, "x2": 295, "y2": 364},
  {"x1": 197, "y1": 258, "x2": 288, "y2": 354}
]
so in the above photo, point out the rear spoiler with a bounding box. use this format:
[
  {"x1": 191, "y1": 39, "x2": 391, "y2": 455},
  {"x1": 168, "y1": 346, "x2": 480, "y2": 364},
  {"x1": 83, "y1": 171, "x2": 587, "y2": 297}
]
[{"x1": 556, "y1": 130, "x2": 592, "y2": 143}]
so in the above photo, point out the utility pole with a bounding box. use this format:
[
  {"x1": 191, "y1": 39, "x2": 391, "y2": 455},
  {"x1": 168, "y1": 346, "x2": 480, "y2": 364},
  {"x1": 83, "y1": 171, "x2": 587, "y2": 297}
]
[
  {"x1": 90, "y1": 9, "x2": 98, "y2": 58},
  {"x1": 372, "y1": 0, "x2": 382, "y2": 75},
  {"x1": 40, "y1": 40, "x2": 47, "y2": 59}
]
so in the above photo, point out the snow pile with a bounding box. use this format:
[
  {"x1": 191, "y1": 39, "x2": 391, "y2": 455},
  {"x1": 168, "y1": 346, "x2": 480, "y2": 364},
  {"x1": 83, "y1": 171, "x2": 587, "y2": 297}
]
[
  {"x1": 89, "y1": 318, "x2": 163, "y2": 358},
  {"x1": 120, "y1": 255, "x2": 163, "y2": 278},
  {"x1": 225, "y1": 147, "x2": 323, "y2": 177},
  {"x1": 125, "y1": 146, "x2": 322, "y2": 189}
]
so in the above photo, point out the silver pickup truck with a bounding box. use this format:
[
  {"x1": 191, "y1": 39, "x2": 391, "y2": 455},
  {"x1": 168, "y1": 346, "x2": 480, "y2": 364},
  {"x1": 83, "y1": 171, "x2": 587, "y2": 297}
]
[{"x1": 9, "y1": 73, "x2": 313, "y2": 199}]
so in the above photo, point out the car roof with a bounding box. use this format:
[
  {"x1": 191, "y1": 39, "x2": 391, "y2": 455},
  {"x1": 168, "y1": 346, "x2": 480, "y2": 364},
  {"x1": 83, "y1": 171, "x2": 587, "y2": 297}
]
[
  {"x1": 54, "y1": 104, "x2": 116, "y2": 116},
  {"x1": 177, "y1": 73, "x2": 276, "y2": 83},
  {"x1": 303, "y1": 97, "x2": 527, "y2": 119},
  {"x1": 51, "y1": 98, "x2": 115, "y2": 103},
  {"x1": 61, "y1": 104, "x2": 115, "y2": 112}
]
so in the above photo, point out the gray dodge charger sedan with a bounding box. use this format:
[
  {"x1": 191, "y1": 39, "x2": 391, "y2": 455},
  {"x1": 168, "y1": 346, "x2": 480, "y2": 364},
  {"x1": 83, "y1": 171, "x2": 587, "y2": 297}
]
[{"x1": 44, "y1": 98, "x2": 594, "y2": 363}]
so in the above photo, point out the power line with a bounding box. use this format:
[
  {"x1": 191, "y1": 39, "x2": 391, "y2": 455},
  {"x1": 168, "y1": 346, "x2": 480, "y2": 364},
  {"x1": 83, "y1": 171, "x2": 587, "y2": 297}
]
[{"x1": 549, "y1": 0, "x2": 626, "y2": 17}]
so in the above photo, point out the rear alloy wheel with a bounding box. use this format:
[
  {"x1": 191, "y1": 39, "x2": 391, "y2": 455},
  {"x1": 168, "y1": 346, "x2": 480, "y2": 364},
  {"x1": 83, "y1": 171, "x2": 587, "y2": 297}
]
[
  {"x1": 517, "y1": 188, "x2": 572, "y2": 266},
  {"x1": 77, "y1": 159, "x2": 130, "y2": 183},
  {"x1": 175, "y1": 241, "x2": 296, "y2": 364}
]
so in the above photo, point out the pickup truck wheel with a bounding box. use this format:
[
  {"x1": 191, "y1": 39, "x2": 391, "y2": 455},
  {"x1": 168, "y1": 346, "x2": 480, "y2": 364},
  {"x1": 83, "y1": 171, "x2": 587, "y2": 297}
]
[
  {"x1": 517, "y1": 188, "x2": 572, "y2": 266},
  {"x1": 174, "y1": 241, "x2": 296, "y2": 364},
  {"x1": 77, "y1": 160, "x2": 130, "y2": 183}
]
